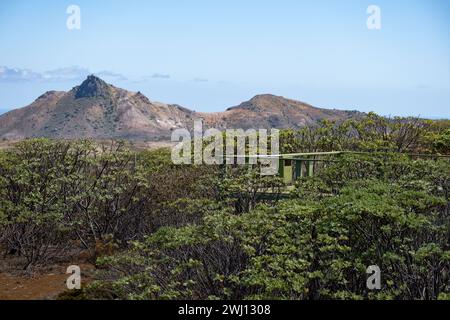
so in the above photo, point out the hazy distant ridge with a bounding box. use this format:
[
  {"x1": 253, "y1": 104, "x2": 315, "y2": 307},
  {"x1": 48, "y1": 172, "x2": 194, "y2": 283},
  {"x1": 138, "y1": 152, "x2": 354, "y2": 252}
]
[{"x1": 0, "y1": 76, "x2": 362, "y2": 141}]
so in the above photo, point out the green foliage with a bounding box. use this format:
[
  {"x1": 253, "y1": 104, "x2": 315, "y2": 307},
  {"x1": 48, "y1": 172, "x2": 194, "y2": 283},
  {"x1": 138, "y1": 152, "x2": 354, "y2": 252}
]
[
  {"x1": 137, "y1": 148, "x2": 172, "y2": 173},
  {"x1": 90, "y1": 178, "x2": 449, "y2": 300},
  {"x1": 281, "y1": 113, "x2": 439, "y2": 154},
  {"x1": 433, "y1": 128, "x2": 450, "y2": 154},
  {"x1": 82, "y1": 116, "x2": 449, "y2": 299},
  {"x1": 217, "y1": 165, "x2": 284, "y2": 213},
  {"x1": 2, "y1": 115, "x2": 449, "y2": 299},
  {"x1": 0, "y1": 139, "x2": 84, "y2": 268}
]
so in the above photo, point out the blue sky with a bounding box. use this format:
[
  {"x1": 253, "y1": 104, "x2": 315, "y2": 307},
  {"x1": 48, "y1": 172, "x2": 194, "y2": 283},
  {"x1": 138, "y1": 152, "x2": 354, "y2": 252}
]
[{"x1": 0, "y1": 0, "x2": 449, "y2": 117}]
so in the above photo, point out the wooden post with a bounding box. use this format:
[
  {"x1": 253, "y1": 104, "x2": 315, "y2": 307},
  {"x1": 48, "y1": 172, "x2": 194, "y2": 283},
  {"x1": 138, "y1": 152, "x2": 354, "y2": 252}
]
[
  {"x1": 278, "y1": 158, "x2": 285, "y2": 179},
  {"x1": 283, "y1": 159, "x2": 293, "y2": 184},
  {"x1": 307, "y1": 157, "x2": 314, "y2": 177},
  {"x1": 295, "y1": 160, "x2": 302, "y2": 180}
]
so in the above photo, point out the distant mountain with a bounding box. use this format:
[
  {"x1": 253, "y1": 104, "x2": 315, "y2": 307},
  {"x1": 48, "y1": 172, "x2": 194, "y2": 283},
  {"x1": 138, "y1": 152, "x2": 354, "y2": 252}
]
[
  {"x1": 0, "y1": 75, "x2": 362, "y2": 141},
  {"x1": 199, "y1": 94, "x2": 361, "y2": 130},
  {"x1": 0, "y1": 75, "x2": 196, "y2": 141}
]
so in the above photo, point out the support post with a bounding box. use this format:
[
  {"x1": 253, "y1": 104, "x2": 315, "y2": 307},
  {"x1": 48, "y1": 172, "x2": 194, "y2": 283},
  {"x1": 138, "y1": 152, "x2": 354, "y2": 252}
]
[
  {"x1": 283, "y1": 160, "x2": 293, "y2": 184},
  {"x1": 278, "y1": 158, "x2": 285, "y2": 178},
  {"x1": 307, "y1": 157, "x2": 314, "y2": 177},
  {"x1": 295, "y1": 160, "x2": 302, "y2": 180}
]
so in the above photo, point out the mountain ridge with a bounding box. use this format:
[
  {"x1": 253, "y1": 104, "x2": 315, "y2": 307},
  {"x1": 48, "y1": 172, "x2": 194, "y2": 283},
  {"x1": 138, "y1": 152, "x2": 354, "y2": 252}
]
[{"x1": 0, "y1": 75, "x2": 363, "y2": 141}]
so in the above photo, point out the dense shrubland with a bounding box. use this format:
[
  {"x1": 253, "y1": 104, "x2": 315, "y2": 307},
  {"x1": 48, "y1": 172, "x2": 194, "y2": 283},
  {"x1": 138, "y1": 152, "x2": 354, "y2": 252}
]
[
  {"x1": 0, "y1": 114, "x2": 449, "y2": 299},
  {"x1": 0, "y1": 140, "x2": 216, "y2": 267}
]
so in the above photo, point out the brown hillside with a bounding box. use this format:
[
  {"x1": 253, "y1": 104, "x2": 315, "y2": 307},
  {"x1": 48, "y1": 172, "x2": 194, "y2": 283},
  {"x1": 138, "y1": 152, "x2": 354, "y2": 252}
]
[{"x1": 0, "y1": 76, "x2": 362, "y2": 141}]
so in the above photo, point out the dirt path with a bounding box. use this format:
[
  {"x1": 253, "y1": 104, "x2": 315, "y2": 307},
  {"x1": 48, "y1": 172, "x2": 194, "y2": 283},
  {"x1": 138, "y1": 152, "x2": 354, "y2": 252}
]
[{"x1": 0, "y1": 263, "x2": 94, "y2": 300}]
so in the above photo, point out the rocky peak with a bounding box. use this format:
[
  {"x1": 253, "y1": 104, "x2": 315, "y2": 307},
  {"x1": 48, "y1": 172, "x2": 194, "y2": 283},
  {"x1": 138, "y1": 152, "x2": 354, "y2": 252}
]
[
  {"x1": 74, "y1": 75, "x2": 111, "y2": 99},
  {"x1": 134, "y1": 91, "x2": 151, "y2": 104},
  {"x1": 36, "y1": 90, "x2": 60, "y2": 101},
  {"x1": 227, "y1": 94, "x2": 288, "y2": 111}
]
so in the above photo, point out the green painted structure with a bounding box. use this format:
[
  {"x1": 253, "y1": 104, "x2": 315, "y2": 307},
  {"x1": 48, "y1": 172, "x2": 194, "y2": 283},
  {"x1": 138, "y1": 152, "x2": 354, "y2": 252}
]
[
  {"x1": 231, "y1": 150, "x2": 450, "y2": 186},
  {"x1": 222, "y1": 150, "x2": 450, "y2": 199},
  {"x1": 276, "y1": 151, "x2": 343, "y2": 184},
  {"x1": 276, "y1": 150, "x2": 450, "y2": 184}
]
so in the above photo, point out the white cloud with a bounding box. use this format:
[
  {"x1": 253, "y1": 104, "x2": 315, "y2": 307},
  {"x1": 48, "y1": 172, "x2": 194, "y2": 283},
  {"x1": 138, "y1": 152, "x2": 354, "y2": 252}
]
[
  {"x1": 42, "y1": 66, "x2": 90, "y2": 81},
  {"x1": 0, "y1": 66, "x2": 41, "y2": 82},
  {"x1": 193, "y1": 77, "x2": 208, "y2": 82},
  {"x1": 151, "y1": 73, "x2": 171, "y2": 79},
  {"x1": 0, "y1": 66, "x2": 127, "y2": 83},
  {"x1": 94, "y1": 70, "x2": 128, "y2": 81}
]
